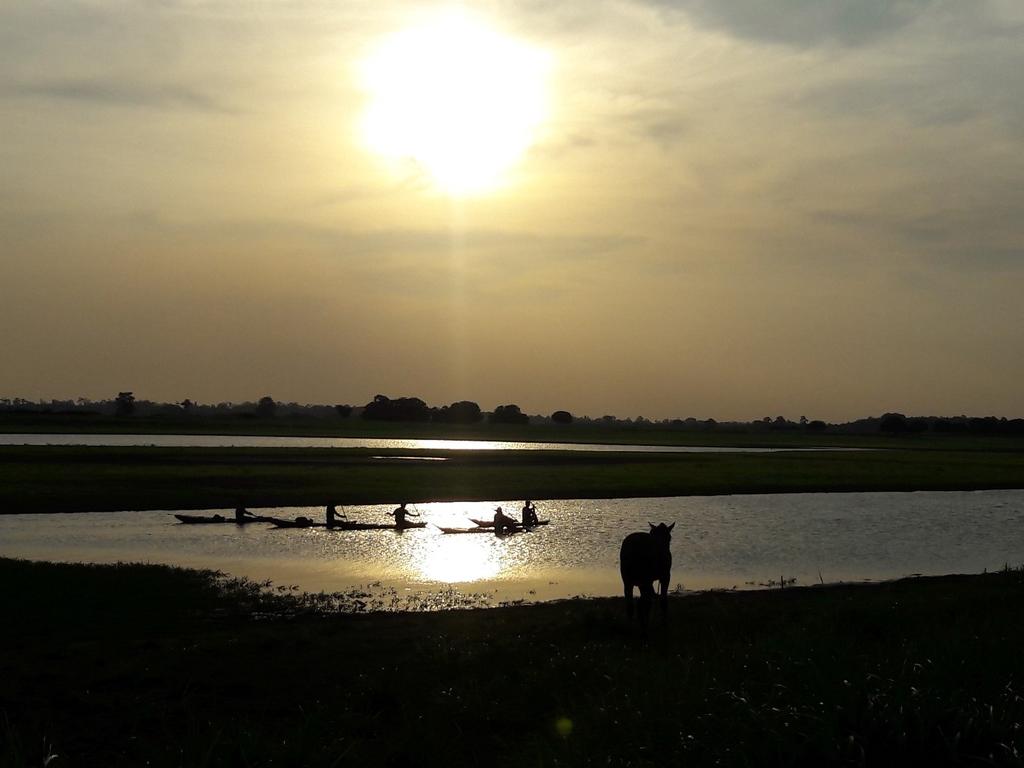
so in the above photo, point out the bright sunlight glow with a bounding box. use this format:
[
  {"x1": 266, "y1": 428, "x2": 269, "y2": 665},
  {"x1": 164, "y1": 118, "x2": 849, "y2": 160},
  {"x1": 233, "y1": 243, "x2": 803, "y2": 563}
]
[
  {"x1": 415, "y1": 538, "x2": 503, "y2": 583},
  {"x1": 360, "y1": 11, "x2": 550, "y2": 195}
]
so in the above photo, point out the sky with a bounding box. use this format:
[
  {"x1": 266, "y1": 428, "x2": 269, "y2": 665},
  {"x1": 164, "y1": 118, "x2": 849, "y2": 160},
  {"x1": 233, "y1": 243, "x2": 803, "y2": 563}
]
[{"x1": 1, "y1": 0, "x2": 1022, "y2": 422}]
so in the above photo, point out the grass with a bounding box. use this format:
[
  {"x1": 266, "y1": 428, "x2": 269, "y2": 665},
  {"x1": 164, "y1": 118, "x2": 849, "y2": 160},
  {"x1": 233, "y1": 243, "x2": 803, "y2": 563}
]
[
  {"x1": 5, "y1": 412, "x2": 1024, "y2": 451},
  {"x1": 3, "y1": 557, "x2": 1024, "y2": 766},
  {"x1": 1, "y1": 444, "x2": 1023, "y2": 513}
]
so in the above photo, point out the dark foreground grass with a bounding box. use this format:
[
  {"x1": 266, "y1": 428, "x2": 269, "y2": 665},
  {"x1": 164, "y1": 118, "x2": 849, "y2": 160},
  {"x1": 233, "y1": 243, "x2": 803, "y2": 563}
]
[
  {"x1": 2, "y1": 445, "x2": 1024, "y2": 512},
  {"x1": 3, "y1": 558, "x2": 1024, "y2": 767}
]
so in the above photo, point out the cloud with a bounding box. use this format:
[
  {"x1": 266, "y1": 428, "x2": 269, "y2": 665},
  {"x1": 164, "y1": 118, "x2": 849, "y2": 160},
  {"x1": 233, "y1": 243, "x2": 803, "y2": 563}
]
[
  {"x1": 339, "y1": 228, "x2": 642, "y2": 261},
  {"x1": 644, "y1": 0, "x2": 945, "y2": 47},
  {"x1": 629, "y1": 109, "x2": 691, "y2": 147},
  {"x1": 793, "y1": 77, "x2": 981, "y2": 128},
  {"x1": 93, "y1": 211, "x2": 642, "y2": 265},
  {"x1": 930, "y1": 248, "x2": 1024, "y2": 272},
  {"x1": 810, "y1": 208, "x2": 1024, "y2": 272},
  {"x1": 7, "y1": 79, "x2": 232, "y2": 113}
]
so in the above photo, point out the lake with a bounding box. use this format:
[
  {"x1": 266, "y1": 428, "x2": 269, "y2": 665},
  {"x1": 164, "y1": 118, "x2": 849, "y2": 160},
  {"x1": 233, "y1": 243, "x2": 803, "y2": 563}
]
[
  {"x1": 0, "y1": 433, "x2": 861, "y2": 453},
  {"x1": 2, "y1": 489, "x2": 1022, "y2": 608}
]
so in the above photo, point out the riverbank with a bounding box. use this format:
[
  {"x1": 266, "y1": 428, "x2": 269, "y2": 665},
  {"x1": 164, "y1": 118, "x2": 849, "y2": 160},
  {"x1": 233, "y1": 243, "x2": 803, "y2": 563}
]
[
  {"x1": 2, "y1": 444, "x2": 1024, "y2": 513},
  {"x1": 3, "y1": 557, "x2": 1023, "y2": 766}
]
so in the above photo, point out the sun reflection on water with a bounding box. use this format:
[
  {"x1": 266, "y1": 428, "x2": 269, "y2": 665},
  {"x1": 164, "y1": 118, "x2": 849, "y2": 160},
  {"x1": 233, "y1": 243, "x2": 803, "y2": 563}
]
[
  {"x1": 414, "y1": 537, "x2": 504, "y2": 583},
  {"x1": 394, "y1": 501, "x2": 518, "y2": 584}
]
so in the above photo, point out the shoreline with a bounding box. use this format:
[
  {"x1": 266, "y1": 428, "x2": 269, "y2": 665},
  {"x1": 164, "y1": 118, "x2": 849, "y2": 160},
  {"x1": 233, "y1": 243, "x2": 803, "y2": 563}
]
[{"x1": 0, "y1": 553, "x2": 993, "y2": 606}]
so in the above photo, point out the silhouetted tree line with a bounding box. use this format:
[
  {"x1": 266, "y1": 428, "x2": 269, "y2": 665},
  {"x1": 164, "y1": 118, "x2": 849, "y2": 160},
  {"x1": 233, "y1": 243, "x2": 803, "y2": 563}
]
[
  {"x1": 362, "y1": 395, "x2": 431, "y2": 422},
  {"x1": 1, "y1": 394, "x2": 1022, "y2": 434},
  {"x1": 489, "y1": 404, "x2": 530, "y2": 425},
  {"x1": 0, "y1": 395, "x2": 353, "y2": 420},
  {"x1": 114, "y1": 391, "x2": 136, "y2": 417},
  {"x1": 551, "y1": 410, "x2": 573, "y2": 425},
  {"x1": 360, "y1": 396, "x2": 523, "y2": 425},
  {"x1": 873, "y1": 413, "x2": 1024, "y2": 435},
  {"x1": 435, "y1": 401, "x2": 483, "y2": 424}
]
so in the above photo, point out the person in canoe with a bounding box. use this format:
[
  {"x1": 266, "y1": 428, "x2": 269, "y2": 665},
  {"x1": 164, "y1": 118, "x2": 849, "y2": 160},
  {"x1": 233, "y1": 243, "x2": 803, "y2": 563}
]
[
  {"x1": 389, "y1": 503, "x2": 419, "y2": 528},
  {"x1": 521, "y1": 500, "x2": 539, "y2": 527},
  {"x1": 325, "y1": 504, "x2": 347, "y2": 528},
  {"x1": 234, "y1": 505, "x2": 258, "y2": 523},
  {"x1": 493, "y1": 506, "x2": 518, "y2": 534}
]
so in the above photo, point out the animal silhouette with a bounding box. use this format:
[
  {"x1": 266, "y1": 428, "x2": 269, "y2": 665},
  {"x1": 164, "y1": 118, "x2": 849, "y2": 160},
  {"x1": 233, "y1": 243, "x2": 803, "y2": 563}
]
[{"x1": 619, "y1": 522, "x2": 674, "y2": 629}]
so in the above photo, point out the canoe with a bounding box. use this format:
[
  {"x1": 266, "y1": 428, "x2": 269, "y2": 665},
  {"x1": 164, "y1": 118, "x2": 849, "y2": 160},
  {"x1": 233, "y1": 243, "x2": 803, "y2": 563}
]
[
  {"x1": 469, "y1": 518, "x2": 549, "y2": 528},
  {"x1": 326, "y1": 521, "x2": 428, "y2": 531},
  {"x1": 438, "y1": 526, "x2": 527, "y2": 535},
  {"x1": 174, "y1": 513, "x2": 229, "y2": 524},
  {"x1": 174, "y1": 513, "x2": 271, "y2": 525}
]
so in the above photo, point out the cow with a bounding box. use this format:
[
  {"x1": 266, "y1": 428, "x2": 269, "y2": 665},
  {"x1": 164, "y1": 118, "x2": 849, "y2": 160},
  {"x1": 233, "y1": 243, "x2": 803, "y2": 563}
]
[{"x1": 619, "y1": 522, "x2": 675, "y2": 630}]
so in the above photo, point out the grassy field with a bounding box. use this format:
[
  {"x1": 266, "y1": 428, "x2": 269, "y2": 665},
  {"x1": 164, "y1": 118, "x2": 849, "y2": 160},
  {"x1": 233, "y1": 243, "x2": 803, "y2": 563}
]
[
  {"x1": 1, "y1": 444, "x2": 1023, "y2": 513},
  {"x1": 4, "y1": 411, "x2": 1024, "y2": 451},
  {"x1": 3, "y1": 557, "x2": 1024, "y2": 766}
]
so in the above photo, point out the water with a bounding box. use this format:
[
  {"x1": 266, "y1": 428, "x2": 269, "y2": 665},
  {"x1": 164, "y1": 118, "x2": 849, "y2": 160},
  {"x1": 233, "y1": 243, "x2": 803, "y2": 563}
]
[
  {"x1": 2, "y1": 490, "x2": 1023, "y2": 605},
  {"x1": 0, "y1": 433, "x2": 860, "y2": 453}
]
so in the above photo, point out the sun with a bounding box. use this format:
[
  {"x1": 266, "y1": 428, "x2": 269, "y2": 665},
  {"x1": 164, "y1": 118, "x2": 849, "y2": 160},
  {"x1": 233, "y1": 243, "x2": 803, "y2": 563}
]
[{"x1": 360, "y1": 11, "x2": 550, "y2": 195}]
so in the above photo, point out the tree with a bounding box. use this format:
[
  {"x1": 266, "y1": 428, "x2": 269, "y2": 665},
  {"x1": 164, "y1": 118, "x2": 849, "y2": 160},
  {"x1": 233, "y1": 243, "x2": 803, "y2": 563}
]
[
  {"x1": 334, "y1": 404, "x2": 353, "y2": 418},
  {"x1": 879, "y1": 413, "x2": 908, "y2": 433},
  {"x1": 362, "y1": 394, "x2": 430, "y2": 422},
  {"x1": 489, "y1": 404, "x2": 529, "y2": 425},
  {"x1": 551, "y1": 410, "x2": 573, "y2": 425},
  {"x1": 256, "y1": 396, "x2": 277, "y2": 418},
  {"x1": 114, "y1": 392, "x2": 135, "y2": 417},
  {"x1": 362, "y1": 394, "x2": 390, "y2": 420},
  {"x1": 435, "y1": 401, "x2": 483, "y2": 424}
]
